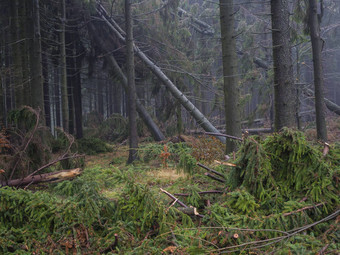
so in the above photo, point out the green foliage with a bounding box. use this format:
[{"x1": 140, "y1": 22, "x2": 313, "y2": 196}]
[
  {"x1": 77, "y1": 137, "x2": 113, "y2": 155},
  {"x1": 178, "y1": 151, "x2": 197, "y2": 175},
  {"x1": 229, "y1": 129, "x2": 339, "y2": 209}
]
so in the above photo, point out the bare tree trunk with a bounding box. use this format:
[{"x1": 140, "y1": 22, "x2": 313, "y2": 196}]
[
  {"x1": 219, "y1": 0, "x2": 241, "y2": 153},
  {"x1": 30, "y1": 0, "x2": 44, "y2": 117},
  {"x1": 125, "y1": 0, "x2": 138, "y2": 163},
  {"x1": 95, "y1": 2, "x2": 226, "y2": 143},
  {"x1": 60, "y1": 0, "x2": 69, "y2": 131},
  {"x1": 309, "y1": 0, "x2": 327, "y2": 141},
  {"x1": 10, "y1": 0, "x2": 24, "y2": 108},
  {"x1": 271, "y1": 0, "x2": 297, "y2": 130}
]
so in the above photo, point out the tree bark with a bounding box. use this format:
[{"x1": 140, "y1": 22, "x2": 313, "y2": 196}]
[
  {"x1": 219, "y1": 0, "x2": 242, "y2": 153},
  {"x1": 125, "y1": 0, "x2": 138, "y2": 163},
  {"x1": 60, "y1": 0, "x2": 69, "y2": 131},
  {"x1": 105, "y1": 53, "x2": 165, "y2": 141},
  {"x1": 1, "y1": 168, "x2": 82, "y2": 187},
  {"x1": 271, "y1": 0, "x2": 297, "y2": 130},
  {"x1": 309, "y1": 0, "x2": 327, "y2": 141},
  {"x1": 95, "y1": 3, "x2": 226, "y2": 144},
  {"x1": 30, "y1": 0, "x2": 44, "y2": 116}
]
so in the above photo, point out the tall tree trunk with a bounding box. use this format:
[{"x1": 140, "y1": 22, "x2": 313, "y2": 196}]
[
  {"x1": 60, "y1": 0, "x2": 69, "y2": 131},
  {"x1": 66, "y1": 30, "x2": 74, "y2": 134},
  {"x1": 271, "y1": 0, "x2": 297, "y2": 130},
  {"x1": 125, "y1": 0, "x2": 138, "y2": 163},
  {"x1": 219, "y1": 0, "x2": 241, "y2": 153},
  {"x1": 10, "y1": 0, "x2": 24, "y2": 108},
  {"x1": 30, "y1": 0, "x2": 44, "y2": 117},
  {"x1": 42, "y1": 52, "x2": 51, "y2": 127},
  {"x1": 309, "y1": 0, "x2": 327, "y2": 141},
  {"x1": 74, "y1": 42, "x2": 83, "y2": 139}
]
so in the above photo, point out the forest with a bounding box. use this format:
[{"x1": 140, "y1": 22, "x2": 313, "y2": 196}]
[{"x1": 0, "y1": 0, "x2": 339, "y2": 254}]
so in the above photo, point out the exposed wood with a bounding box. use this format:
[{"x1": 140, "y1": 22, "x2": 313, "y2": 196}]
[
  {"x1": 1, "y1": 168, "x2": 82, "y2": 187},
  {"x1": 197, "y1": 163, "x2": 225, "y2": 178},
  {"x1": 177, "y1": 207, "x2": 199, "y2": 216},
  {"x1": 160, "y1": 188, "x2": 188, "y2": 208},
  {"x1": 160, "y1": 188, "x2": 204, "y2": 218},
  {"x1": 204, "y1": 172, "x2": 225, "y2": 183},
  {"x1": 214, "y1": 160, "x2": 236, "y2": 167}
]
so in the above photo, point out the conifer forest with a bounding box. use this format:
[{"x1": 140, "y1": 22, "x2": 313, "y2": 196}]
[{"x1": 1, "y1": 0, "x2": 340, "y2": 254}]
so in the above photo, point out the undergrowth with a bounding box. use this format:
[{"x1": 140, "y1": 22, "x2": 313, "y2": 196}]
[{"x1": 0, "y1": 129, "x2": 339, "y2": 254}]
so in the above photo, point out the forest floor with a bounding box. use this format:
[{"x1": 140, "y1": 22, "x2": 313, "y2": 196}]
[{"x1": 0, "y1": 128, "x2": 339, "y2": 254}]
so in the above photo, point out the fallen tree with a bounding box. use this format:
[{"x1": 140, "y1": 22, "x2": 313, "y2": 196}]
[
  {"x1": 0, "y1": 168, "x2": 82, "y2": 187},
  {"x1": 88, "y1": 22, "x2": 165, "y2": 141},
  {"x1": 94, "y1": 1, "x2": 226, "y2": 143}
]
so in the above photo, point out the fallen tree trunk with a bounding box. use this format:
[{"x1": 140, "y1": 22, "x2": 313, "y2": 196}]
[
  {"x1": 94, "y1": 2, "x2": 226, "y2": 143},
  {"x1": 88, "y1": 22, "x2": 165, "y2": 141},
  {"x1": 305, "y1": 88, "x2": 340, "y2": 115},
  {"x1": 1, "y1": 168, "x2": 82, "y2": 187},
  {"x1": 241, "y1": 50, "x2": 340, "y2": 116}
]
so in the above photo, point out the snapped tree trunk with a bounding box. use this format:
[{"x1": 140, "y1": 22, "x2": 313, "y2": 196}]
[
  {"x1": 95, "y1": 2, "x2": 226, "y2": 143},
  {"x1": 125, "y1": 0, "x2": 138, "y2": 163},
  {"x1": 309, "y1": 0, "x2": 327, "y2": 141},
  {"x1": 271, "y1": 0, "x2": 297, "y2": 130},
  {"x1": 219, "y1": 0, "x2": 241, "y2": 153},
  {"x1": 1, "y1": 168, "x2": 82, "y2": 187}
]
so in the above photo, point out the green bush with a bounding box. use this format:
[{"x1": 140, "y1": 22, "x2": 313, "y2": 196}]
[{"x1": 77, "y1": 137, "x2": 112, "y2": 155}]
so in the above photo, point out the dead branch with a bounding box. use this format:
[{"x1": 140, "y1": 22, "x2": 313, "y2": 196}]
[
  {"x1": 160, "y1": 188, "x2": 204, "y2": 218},
  {"x1": 174, "y1": 190, "x2": 223, "y2": 197},
  {"x1": 282, "y1": 203, "x2": 325, "y2": 217},
  {"x1": 26, "y1": 153, "x2": 84, "y2": 178},
  {"x1": 204, "y1": 172, "x2": 225, "y2": 183},
  {"x1": 204, "y1": 132, "x2": 243, "y2": 141},
  {"x1": 9, "y1": 106, "x2": 41, "y2": 180},
  {"x1": 197, "y1": 163, "x2": 225, "y2": 178}
]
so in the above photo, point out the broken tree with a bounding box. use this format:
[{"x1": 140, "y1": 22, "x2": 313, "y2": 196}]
[{"x1": 94, "y1": 1, "x2": 226, "y2": 143}]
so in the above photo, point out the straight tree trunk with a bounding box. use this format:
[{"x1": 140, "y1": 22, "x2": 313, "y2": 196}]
[
  {"x1": 42, "y1": 52, "x2": 51, "y2": 127},
  {"x1": 10, "y1": 0, "x2": 24, "y2": 108},
  {"x1": 309, "y1": 0, "x2": 327, "y2": 141},
  {"x1": 60, "y1": 0, "x2": 69, "y2": 131},
  {"x1": 74, "y1": 43, "x2": 83, "y2": 139},
  {"x1": 30, "y1": 0, "x2": 44, "y2": 116},
  {"x1": 125, "y1": 0, "x2": 138, "y2": 163},
  {"x1": 271, "y1": 0, "x2": 297, "y2": 130},
  {"x1": 219, "y1": 0, "x2": 241, "y2": 153}
]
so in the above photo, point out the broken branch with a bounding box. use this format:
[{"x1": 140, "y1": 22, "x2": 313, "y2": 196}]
[
  {"x1": 197, "y1": 163, "x2": 225, "y2": 178},
  {"x1": 204, "y1": 172, "x2": 225, "y2": 183}
]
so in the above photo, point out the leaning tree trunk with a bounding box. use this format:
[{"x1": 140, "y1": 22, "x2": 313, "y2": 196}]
[
  {"x1": 125, "y1": 0, "x2": 138, "y2": 163},
  {"x1": 95, "y1": 2, "x2": 226, "y2": 143},
  {"x1": 271, "y1": 0, "x2": 297, "y2": 130},
  {"x1": 219, "y1": 0, "x2": 241, "y2": 153},
  {"x1": 309, "y1": 0, "x2": 327, "y2": 141},
  {"x1": 87, "y1": 22, "x2": 165, "y2": 141}
]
